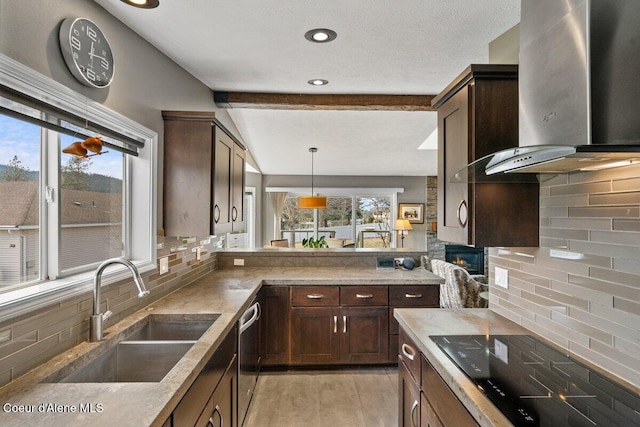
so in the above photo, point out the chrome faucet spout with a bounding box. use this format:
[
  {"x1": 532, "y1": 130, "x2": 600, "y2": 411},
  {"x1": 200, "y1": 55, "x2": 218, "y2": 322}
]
[{"x1": 90, "y1": 257, "x2": 149, "y2": 342}]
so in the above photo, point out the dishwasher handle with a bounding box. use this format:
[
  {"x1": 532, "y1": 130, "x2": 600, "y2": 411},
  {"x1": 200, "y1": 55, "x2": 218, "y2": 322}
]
[{"x1": 239, "y1": 302, "x2": 260, "y2": 333}]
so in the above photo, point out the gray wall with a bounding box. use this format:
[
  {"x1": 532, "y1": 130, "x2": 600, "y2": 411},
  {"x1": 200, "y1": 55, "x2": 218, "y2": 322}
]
[
  {"x1": 262, "y1": 174, "x2": 427, "y2": 250},
  {"x1": 0, "y1": 0, "x2": 245, "y2": 231}
]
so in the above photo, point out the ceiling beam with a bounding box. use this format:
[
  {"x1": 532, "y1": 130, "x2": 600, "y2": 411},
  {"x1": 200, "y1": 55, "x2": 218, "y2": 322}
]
[{"x1": 213, "y1": 91, "x2": 437, "y2": 111}]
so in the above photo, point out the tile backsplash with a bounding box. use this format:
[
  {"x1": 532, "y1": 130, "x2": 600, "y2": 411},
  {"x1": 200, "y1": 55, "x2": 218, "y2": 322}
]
[
  {"x1": 490, "y1": 164, "x2": 640, "y2": 388},
  {"x1": 0, "y1": 239, "x2": 217, "y2": 388}
]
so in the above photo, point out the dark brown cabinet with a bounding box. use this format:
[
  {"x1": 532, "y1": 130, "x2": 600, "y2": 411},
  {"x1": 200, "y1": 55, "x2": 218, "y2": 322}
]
[
  {"x1": 432, "y1": 65, "x2": 539, "y2": 247},
  {"x1": 172, "y1": 326, "x2": 237, "y2": 427},
  {"x1": 289, "y1": 286, "x2": 389, "y2": 365},
  {"x1": 162, "y1": 111, "x2": 246, "y2": 237},
  {"x1": 260, "y1": 286, "x2": 290, "y2": 366},
  {"x1": 397, "y1": 326, "x2": 479, "y2": 427}
]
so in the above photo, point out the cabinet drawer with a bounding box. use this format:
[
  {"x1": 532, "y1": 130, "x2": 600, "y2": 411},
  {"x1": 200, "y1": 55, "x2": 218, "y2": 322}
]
[
  {"x1": 422, "y1": 355, "x2": 478, "y2": 427},
  {"x1": 390, "y1": 285, "x2": 439, "y2": 307},
  {"x1": 340, "y1": 286, "x2": 388, "y2": 306},
  {"x1": 398, "y1": 329, "x2": 421, "y2": 385},
  {"x1": 291, "y1": 286, "x2": 339, "y2": 307}
]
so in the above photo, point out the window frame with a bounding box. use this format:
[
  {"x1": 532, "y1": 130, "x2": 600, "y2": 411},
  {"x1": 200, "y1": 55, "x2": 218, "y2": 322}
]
[
  {"x1": 0, "y1": 53, "x2": 157, "y2": 322},
  {"x1": 267, "y1": 186, "x2": 403, "y2": 246}
]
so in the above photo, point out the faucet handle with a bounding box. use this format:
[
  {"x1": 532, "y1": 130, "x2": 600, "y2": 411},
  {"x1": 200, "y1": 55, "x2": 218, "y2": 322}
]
[{"x1": 102, "y1": 299, "x2": 113, "y2": 321}]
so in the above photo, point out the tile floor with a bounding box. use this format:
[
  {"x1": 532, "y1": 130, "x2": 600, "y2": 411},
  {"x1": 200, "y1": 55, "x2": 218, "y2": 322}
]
[{"x1": 243, "y1": 367, "x2": 398, "y2": 427}]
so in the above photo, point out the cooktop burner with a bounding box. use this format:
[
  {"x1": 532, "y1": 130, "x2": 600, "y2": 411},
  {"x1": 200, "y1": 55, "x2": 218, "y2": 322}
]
[{"x1": 430, "y1": 335, "x2": 640, "y2": 427}]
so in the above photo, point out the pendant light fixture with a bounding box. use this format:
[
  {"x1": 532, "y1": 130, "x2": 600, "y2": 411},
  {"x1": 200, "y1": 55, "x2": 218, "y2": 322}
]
[{"x1": 298, "y1": 147, "x2": 327, "y2": 209}]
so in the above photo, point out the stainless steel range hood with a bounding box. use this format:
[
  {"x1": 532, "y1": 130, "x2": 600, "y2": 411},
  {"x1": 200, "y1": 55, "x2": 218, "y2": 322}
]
[{"x1": 472, "y1": 0, "x2": 640, "y2": 178}]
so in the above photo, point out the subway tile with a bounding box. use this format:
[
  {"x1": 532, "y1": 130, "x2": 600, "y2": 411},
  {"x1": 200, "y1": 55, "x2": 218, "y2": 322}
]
[
  {"x1": 590, "y1": 191, "x2": 640, "y2": 205},
  {"x1": 548, "y1": 217, "x2": 612, "y2": 230},
  {"x1": 590, "y1": 302, "x2": 640, "y2": 331},
  {"x1": 613, "y1": 336, "x2": 640, "y2": 360},
  {"x1": 521, "y1": 317, "x2": 572, "y2": 348},
  {"x1": 552, "y1": 280, "x2": 614, "y2": 308},
  {"x1": 509, "y1": 269, "x2": 552, "y2": 288},
  {"x1": 549, "y1": 181, "x2": 612, "y2": 197},
  {"x1": 590, "y1": 230, "x2": 640, "y2": 246},
  {"x1": 568, "y1": 340, "x2": 640, "y2": 390},
  {"x1": 569, "y1": 164, "x2": 640, "y2": 184},
  {"x1": 0, "y1": 334, "x2": 58, "y2": 376},
  {"x1": 612, "y1": 174, "x2": 640, "y2": 192},
  {"x1": 540, "y1": 237, "x2": 569, "y2": 248},
  {"x1": 12, "y1": 302, "x2": 80, "y2": 340},
  {"x1": 533, "y1": 314, "x2": 591, "y2": 348},
  {"x1": 0, "y1": 369, "x2": 11, "y2": 388},
  {"x1": 567, "y1": 306, "x2": 640, "y2": 347},
  {"x1": 568, "y1": 206, "x2": 640, "y2": 218},
  {"x1": 493, "y1": 297, "x2": 536, "y2": 321},
  {"x1": 549, "y1": 311, "x2": 613, "y2": 345},
  {"x1": 521, "y1": 262, "x2": 570, "y2": 283},
  {"x1": 613, "y1": 297, "x2": 640, "y2": 317},
  {"x1": 0, "y1": 331, "x2": 37, "y2": 360},
  {"x1": 569, "y1": 240, "x2": 640, "y2": 259},
  {"x1": 540, "y1": 227, "x2": 589, "y2": 240},
  {"x1": 540, "y1": 194, "x2": 589, "y2": 208},
  {"x1": 521, "y1": 290, "x2": 567, "y2": 313},
  {"x1": 540, "y1": 206, "x2": 569, "y2": 218},
  {"x1": 569, "y1": 273, "x2": 639, "y2": 302},
  {"x1": 613, "y1": 218, "x2": 640, "y2": 232},
  {"x1": 537, "y1": 254, "x2": 590, "y2": 276},
  {"x1": 589, "y1": 339, "x2": 640, "y2": 374},
  {"x1": 534, "y1": 284, "x2": 589, "y2": 310},
  {"x1": 491, "y1": 304, "x2": 523, "y2": 326},
  {"x1": 546, "y1": 248, "x2": 611, "y2": 268},
  {"x1": 541, "y1": 174, "x2": 569, "y2": 186},
  {"x1": 612, "y1": 257, "x2": 640, "y2": 275}
]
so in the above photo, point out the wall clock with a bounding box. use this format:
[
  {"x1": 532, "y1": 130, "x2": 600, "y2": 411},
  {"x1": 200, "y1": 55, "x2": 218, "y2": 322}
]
[{"x1": 59, "y1": 17, "x2": 114, "y2": 88}]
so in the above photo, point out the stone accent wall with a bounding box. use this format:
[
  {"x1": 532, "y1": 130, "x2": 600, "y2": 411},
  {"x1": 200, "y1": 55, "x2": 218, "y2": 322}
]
[
  {"x1": 425, "y1": 176, "x2": 446, "y2": 261},
  {"x1": 490, "y1": 165, "x2": 640, "y2": 387},
  {"x1": 0, "y1": 238, "x2": 217, "y2": 388}
]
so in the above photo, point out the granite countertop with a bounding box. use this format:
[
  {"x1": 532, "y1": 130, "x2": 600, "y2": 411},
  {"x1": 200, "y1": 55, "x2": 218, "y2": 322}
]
[{"x1": 0, "y1": 267, "x2": 443, "y2": 426}]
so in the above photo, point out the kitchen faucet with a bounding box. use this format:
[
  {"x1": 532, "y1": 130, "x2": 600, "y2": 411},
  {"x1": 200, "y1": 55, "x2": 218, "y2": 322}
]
[{"x1": 90, "y1": 258, "x2": 150, "y2": 342}]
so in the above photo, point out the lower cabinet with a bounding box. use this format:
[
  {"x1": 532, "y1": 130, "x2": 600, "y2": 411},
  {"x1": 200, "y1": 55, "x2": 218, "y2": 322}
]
[
  {"x1": 397, "y1": 326, "x2": 478, "y2": 427},
  {"x1": 195, "y1": 356, "x2": 237, "y2": 427},
  {"x1": 172, "y1": 326, "x2": 238, "y2": 427},
  {"x1": 260, "y1": 286, "x2": 290, "y2": 366}
]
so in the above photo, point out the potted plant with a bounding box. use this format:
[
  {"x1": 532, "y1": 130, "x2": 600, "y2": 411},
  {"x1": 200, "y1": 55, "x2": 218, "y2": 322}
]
[{"x1": 301, "y1": 236, "x2": 328, "y2": 248}]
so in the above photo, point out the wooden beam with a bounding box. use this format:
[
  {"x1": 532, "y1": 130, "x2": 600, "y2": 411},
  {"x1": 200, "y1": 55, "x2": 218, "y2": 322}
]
[{"x1": 213, "y1": 91, "x2": 437, "y2": 111}]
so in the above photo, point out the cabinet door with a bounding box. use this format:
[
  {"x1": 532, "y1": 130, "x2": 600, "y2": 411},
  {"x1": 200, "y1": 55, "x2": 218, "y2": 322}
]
[
  {"x1": 213, "y1": 128, "x2": 233, "y2": 234},
  {"x1": 231, "y1": 146, "x2": 245, "y2": 231},
  {"x1": 421, "y1": 394, "x2": 443, "y2": 427},
  {"x1": 196, "y1": 357, "x2": 237, "y2": 427},
  {"x1": 437, "y1": 85, "x2": 470, "y2": 245},
  {"x1": 340, "y1": 306, "x2": 388, "y2": 364},
  {"x1": 290, "y1": 307, "x2": 340, "y2": 365},
  {"x1": 162, "y1": 112, "x2": 215, "y2": 238},
  {"x1": 399, "y1": 360, "x2": 421, "y2": 427},
  {"x1": 261, "y1": 286, "x2": 290, "y2": 366}
]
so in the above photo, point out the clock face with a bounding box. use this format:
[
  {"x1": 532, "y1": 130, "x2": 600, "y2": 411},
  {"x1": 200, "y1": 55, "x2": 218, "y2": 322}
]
[{"x1": 59, "y1": 18, "x2": 114, "y2": 88}]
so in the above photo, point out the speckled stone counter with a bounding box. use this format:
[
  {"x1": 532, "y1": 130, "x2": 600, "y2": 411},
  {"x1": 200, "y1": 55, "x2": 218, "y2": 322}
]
[{"x1": 0, "y1": 267, "x2": 443, "y2": 427}]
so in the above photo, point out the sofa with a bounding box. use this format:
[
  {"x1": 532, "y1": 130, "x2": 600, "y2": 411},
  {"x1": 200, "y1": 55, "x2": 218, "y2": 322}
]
[{"x1": 428, "y1": 259, "x2": 488, "y2": 309}]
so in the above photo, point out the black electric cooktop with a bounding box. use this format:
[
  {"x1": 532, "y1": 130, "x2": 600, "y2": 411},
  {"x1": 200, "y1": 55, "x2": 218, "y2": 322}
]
[{"x1": 430, "y1": 335, "x2": 640, "y2": 427}]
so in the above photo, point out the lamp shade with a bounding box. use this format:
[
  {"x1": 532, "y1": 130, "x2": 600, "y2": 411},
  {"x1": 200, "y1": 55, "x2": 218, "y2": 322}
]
[
  {"x1": 394, "y1": 219, "x2": 413, "y2": 231},
  {"x1": 298, "y1": 195, "x2": 327, "y2": 209}
]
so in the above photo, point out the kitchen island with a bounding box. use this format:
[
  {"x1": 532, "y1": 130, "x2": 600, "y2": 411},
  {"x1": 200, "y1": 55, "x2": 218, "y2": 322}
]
[{"x1": 0, "y1": 266, "x2": 442, "y2": 427}]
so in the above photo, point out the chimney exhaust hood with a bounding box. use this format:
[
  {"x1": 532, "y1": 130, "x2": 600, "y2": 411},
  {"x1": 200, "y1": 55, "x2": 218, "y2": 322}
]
[{"x1": 466, "y1": 0, "x2": 640, "y2": 179}]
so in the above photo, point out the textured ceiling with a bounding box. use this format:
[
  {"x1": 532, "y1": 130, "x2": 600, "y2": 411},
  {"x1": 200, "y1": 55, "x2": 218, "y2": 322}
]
[{"x1": 95, "y1": 0, "x2": 520, "y2": 176}]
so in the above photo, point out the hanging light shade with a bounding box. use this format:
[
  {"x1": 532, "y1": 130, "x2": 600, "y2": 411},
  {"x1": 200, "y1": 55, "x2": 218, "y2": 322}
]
[{"x1": 298, "y1": 147, "x2": 327, "y2": 209}]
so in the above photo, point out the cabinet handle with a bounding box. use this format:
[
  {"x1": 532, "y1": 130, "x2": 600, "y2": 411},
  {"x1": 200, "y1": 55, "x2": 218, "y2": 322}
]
[
  {"x1": 232, "y1": 206, "x2": 238, "y2": 221},
  {"x1": 405, "y1": 293, "x2": 423, "y2": 299},
  {"x1": 208, "y1": 418, "x2": 214, "y2": 427},
  {"x1": 333, "y1": 315, "x2": 338, "y2": 333},
  {"x1": 356, "y1": 293, "x2": 373, "y2": 299},
  {"x1": 343, "y1": 315, "x2": 347, "y2": 333},
  {"x1": 410, "y1": 400, "x2": 419, "y2": 427},
  {"x1": 213, "y1": 204, "x2": 220, "y2": 223},
  {"x1": 307, "y1": 294, "x2": 324, "y2": 299},
  {"x1": 401, "y1": 343, "x2": 416, "y2": 361},
  {"x1": 456, "y1": 199, "x2": 468, "y2": 228},
  {"x1": 215, "y1": 405, "x2": 223, "y2": 427}
]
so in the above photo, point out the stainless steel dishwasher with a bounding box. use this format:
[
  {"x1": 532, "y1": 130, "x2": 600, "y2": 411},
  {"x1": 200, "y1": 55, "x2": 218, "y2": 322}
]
[{"x1": 238, "y1": 298, "x2": 260, "y2": 426}]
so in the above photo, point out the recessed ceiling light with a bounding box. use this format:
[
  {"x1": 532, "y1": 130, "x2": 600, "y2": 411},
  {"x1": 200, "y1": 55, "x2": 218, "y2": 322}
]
[
  {"x1": 120, "y1": 0, "x2": 159, "y2": 8},
  {"x1": 308, "y1": 79, "x2": 329, "y2": 86},
  {"x1": 304, "y1": 29, "x2": 337, "y2": 43}
]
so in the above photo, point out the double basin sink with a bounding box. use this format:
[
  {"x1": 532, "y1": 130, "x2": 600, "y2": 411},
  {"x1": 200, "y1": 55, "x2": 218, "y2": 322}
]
[{"x1": 43, "y1": 314, "x2": 220, "y2": 384}]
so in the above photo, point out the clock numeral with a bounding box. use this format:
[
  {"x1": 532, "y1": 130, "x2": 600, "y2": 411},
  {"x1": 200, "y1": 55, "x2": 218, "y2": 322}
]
[
  {"x1": 86, "y1": 68, "x2": 96, "y2": 81},
  {"x1": 71, "y1": 35, "x2": 81, "y2": 51},
  {"x1": 100, "y1": 58, "x2": 109, "y2": 70},
  {"x1": 86, "y1": 25, "x2": 98, "y2": 42}
]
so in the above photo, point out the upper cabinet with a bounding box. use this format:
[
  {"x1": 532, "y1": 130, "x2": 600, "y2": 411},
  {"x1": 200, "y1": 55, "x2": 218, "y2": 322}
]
[
  {"x1": 432, "y1": 65, "x2": 539, "y2": 247},
  {"x1": 163, "y1": 111, "x2": 246, "y2": 237}
]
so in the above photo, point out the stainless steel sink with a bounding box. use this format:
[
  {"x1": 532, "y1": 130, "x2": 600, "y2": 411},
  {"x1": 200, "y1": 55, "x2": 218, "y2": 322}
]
[
  {"x1": 54, "y1": 342, "x2": 193, "y2": 383},
  {"x1": 43, "y1": 314, "x2": 221, "y2": 383},
  {"x1": 125, "y1": 317, "x2": 218, "y2": 341}
]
